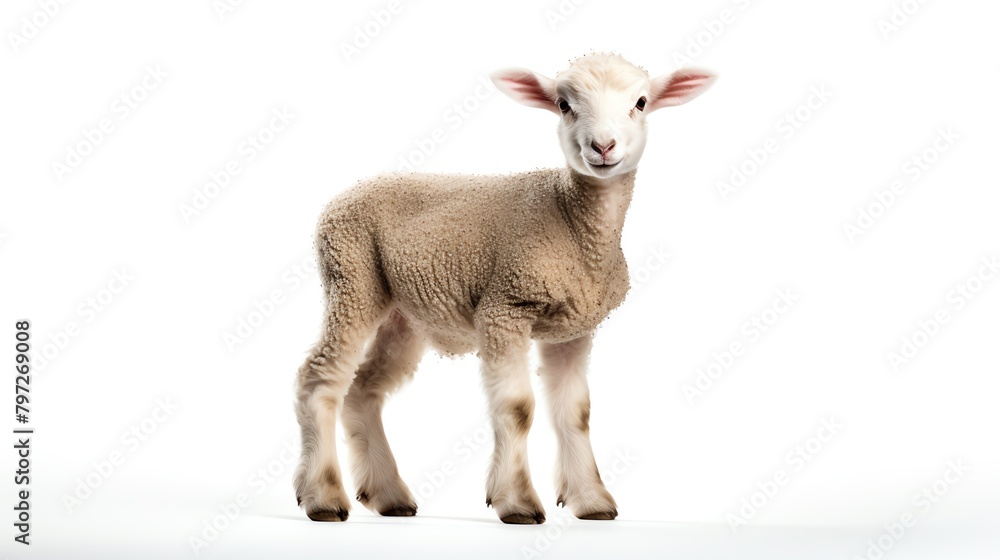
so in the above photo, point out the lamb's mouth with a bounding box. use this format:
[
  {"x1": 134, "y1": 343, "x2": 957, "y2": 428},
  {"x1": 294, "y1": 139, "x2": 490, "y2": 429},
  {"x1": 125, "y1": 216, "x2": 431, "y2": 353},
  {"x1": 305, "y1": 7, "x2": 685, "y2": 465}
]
[
  {"x1": 588, "y1": 159, "x2": 622, "y2": 170},
  {"x1": 587, "y1": 160, "x2": 622, "y2": 172}
]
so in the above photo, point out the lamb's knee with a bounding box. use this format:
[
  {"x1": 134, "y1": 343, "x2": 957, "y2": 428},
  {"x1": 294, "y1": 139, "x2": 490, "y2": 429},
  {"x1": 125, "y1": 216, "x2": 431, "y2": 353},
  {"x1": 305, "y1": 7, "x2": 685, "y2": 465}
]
[
  {"x1": 577, "y1": 399, "x2": 590, "y2": 433},
  {"x1": 298, "y1": 373, "x2": 353, "y2": 417},
  {"x1": 481, "y1": 350, "x2": 535, "y2": 437},
  {"x1": 504, "y1": 398, "x2": 534, "y2": 435}
]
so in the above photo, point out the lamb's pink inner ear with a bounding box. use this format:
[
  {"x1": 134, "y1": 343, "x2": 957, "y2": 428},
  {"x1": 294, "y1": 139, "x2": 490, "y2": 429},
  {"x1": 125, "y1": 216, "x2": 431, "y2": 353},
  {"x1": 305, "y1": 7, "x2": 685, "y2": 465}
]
[
  {"x1": 490, "y1": 69, "x2": 559, "y2": 114},
  {"x1": 648, "y1": 69, "x2": 717, "y2": 110}
]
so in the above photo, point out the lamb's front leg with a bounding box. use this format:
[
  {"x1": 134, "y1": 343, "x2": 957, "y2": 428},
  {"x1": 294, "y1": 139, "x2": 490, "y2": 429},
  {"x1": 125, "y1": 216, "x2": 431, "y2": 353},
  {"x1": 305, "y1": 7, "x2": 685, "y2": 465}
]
[
  {"x1": 539, "y1": 335, "x2": 618, "y2": 520},
  {"x1": 477, "y1": 313, "x2": 546, "y2": 524}
]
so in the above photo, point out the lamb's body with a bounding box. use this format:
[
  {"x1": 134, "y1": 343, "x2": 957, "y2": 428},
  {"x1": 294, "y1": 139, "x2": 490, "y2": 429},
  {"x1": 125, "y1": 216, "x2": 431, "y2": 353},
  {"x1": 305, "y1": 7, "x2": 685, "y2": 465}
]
[
  {"x1": 323, "y1": 169, "x2": 631, "y2": 355},
  {"x1": 292, "y1": 53, "x2": 715, "y2": 524}
]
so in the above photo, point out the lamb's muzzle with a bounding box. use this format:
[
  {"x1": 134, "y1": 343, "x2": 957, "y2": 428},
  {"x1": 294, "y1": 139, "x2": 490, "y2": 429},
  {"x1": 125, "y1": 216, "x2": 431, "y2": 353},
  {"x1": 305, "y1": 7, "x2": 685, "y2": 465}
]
[{"x1": 293, "y1": 52, "x2": 716, "y2": 523}]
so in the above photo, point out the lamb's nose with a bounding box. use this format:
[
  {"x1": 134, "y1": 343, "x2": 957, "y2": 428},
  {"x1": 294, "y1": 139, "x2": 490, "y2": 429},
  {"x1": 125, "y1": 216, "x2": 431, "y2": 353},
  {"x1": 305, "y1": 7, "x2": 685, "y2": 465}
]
[{"x1": 590, "y1": 139, "x2": 616, "y2": 156}]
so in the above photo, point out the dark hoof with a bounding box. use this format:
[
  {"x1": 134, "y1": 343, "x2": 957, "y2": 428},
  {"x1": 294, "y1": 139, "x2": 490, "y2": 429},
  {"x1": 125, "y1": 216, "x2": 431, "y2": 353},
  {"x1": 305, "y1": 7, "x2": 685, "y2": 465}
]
[
  {"x1": 307, "y1": 508, "x2": 349, "y2": 522},
  {"x1": 501, "y1": 511, "x2": 546, "y2": 525},
  {"x1": 578, "y1": 509, "x2": 617, "y2": 520},
  {"x1": 379, "y1": 505, "x2": 417, "y2": 517}
]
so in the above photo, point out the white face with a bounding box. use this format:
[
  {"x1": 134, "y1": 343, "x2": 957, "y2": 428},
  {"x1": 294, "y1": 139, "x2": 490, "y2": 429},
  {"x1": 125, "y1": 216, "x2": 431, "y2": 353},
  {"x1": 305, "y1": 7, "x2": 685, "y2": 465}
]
[
  {"x1": 491, "y1": 54, "x2": 717, "y2": 180},
  {"x1": 553, "y1": 76, "x2": 652, "y2": 178}
]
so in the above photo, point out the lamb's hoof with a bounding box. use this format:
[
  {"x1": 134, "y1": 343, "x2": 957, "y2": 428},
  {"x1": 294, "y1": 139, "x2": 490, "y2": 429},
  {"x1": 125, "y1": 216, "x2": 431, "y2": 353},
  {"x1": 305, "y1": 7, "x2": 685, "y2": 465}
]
[
  {"x1": 307, "y1": 508, "x2": 349, "y2": 522},
  {"x1": 577, "y1": 508, "x2": 618, "y2": 520},
  {"x1": 500, "y1": 511, "x2": 546, "y2": 525},
  {"x1": 379, "y1": 504, "x2": 417, "y2": 517},
  {"x1": 487, "y1": 479, "x2": 546, "y2": 524},
  {"x1": 355, "y1": 476, "x2": 418, "y2": 517},
  {"x1": 559, "y1": 482, "x2": 617, "y2": 520}
]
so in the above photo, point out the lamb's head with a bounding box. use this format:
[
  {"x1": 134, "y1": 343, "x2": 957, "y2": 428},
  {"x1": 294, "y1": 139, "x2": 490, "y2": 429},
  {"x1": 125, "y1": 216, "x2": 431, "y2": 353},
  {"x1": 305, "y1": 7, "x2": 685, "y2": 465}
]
[{"x1": 491, "y1": 53, "x2": 716, "y2": 178}]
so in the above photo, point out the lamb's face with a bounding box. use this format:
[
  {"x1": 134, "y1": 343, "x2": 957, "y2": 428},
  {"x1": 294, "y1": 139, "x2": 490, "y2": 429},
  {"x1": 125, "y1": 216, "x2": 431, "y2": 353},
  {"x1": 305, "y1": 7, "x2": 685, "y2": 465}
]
[
  {"x1": 553, "y1": 59, "x2": 653, "y2": 178},
  {"x1": 492, "y1": 53, "x2": 716, "y2": 180}
]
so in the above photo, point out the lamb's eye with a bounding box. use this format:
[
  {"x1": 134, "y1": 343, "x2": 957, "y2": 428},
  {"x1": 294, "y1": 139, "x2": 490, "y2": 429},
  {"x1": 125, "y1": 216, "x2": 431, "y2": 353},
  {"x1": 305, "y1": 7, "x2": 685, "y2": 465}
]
[
  {"x1": 635, "y1": 97, "x2": 647, "y2": 111},
  {"x1": 558, "y1": 99, "x2": 571, "y2": 114}
]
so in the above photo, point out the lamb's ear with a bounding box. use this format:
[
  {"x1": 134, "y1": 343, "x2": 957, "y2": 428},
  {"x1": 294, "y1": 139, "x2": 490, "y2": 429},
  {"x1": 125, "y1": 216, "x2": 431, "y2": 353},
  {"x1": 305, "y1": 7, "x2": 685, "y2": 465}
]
[
  {"x1": 490, "y1": 68, "x2": 559, "y2": 114},
  {"x1": 647, "y1": 69, "x2": 717, "y2": 111}
]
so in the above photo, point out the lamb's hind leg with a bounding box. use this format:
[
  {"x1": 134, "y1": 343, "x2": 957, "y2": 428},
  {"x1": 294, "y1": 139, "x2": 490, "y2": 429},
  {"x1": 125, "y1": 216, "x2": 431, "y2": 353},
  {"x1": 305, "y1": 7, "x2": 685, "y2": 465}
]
[
  {"x1": 294, "y1": 274, "x2": 388, "y2": 522},
  {"x1": 539, "y1": 335, "x2": 618, "y2": 520},
  {"x1": 343, "y1": 309, "x2": 426, "y2": 517}
]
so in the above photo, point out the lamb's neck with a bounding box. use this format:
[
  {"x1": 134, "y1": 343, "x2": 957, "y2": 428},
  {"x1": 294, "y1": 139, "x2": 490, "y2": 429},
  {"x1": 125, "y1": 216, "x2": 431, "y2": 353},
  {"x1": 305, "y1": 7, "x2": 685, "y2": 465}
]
[{"x1": 557, "y1": 167, "x2": 636, "y2": 269}]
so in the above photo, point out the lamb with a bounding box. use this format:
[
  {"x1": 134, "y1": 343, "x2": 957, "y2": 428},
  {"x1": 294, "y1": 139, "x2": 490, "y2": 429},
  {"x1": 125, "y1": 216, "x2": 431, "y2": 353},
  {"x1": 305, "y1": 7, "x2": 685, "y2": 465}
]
[{"x1": 293, "y1": 52, "x2": 716, "y2": 524}]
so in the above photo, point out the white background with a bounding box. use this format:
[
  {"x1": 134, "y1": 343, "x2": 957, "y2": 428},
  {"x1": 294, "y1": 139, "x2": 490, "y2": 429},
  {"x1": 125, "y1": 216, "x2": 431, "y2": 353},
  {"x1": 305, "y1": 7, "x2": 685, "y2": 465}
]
[{"x1": 2, "y1": 0, "x2": 998, "y2": 558}]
